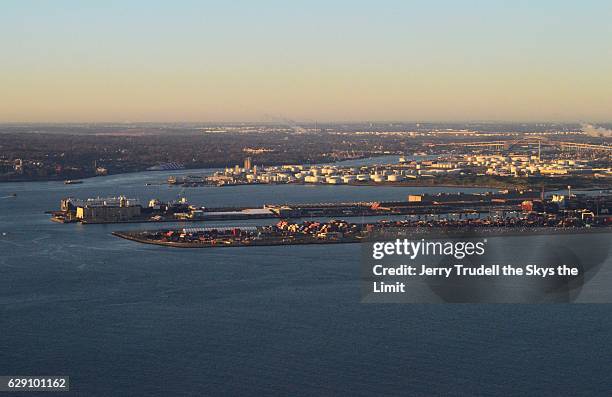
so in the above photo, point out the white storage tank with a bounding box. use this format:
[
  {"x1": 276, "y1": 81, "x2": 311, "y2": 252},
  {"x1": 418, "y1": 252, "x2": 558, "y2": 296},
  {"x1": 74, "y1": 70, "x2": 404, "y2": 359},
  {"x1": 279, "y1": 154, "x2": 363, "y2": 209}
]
[
  {"x1": 304, "y1": 175, "x2": 322, "y2": 183},
  {"x1": 326, "y1": 176, "x2": 343, "y2": 184},
  {"x1": 387, "y1": 174, "x2": 404, "y2": 182}
]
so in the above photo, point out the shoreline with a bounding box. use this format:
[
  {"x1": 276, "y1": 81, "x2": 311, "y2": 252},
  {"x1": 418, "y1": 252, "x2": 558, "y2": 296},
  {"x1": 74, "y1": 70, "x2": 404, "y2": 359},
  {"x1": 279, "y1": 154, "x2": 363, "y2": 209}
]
[
  {"x1": 112, "y1": 231, "x2": 363, "y2": 248},
  {"x1": 0, "y1": 154, "x2": 393, "y2": 184},
  {"x1": 113, "y1": 227, "x2": 611, "y2": 249}
]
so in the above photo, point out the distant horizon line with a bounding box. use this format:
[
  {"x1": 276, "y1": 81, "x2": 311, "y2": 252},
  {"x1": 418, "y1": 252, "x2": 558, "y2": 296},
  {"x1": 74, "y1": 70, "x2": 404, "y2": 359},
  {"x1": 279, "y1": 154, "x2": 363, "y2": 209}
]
[{"x1": 0, "y1": 120, "x2": 610, "y2": 125}]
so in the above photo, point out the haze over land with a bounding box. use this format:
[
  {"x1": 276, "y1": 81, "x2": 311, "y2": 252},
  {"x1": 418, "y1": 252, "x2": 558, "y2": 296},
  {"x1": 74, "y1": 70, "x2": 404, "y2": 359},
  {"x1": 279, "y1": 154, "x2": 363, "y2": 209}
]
[
  {"x1": 1, "y1": 1, "x2": 612, "y2": 123},
  {"x1": 582, "y1": 123, "x2": 612, "y2": 138}
]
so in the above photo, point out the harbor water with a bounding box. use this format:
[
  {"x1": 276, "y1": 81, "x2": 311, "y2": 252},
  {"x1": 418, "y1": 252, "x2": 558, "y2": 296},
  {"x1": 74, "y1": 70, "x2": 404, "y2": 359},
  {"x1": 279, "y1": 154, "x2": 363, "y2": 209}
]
[{"x1": 1, "y1": 164, "x2": 611, "y2": 396}]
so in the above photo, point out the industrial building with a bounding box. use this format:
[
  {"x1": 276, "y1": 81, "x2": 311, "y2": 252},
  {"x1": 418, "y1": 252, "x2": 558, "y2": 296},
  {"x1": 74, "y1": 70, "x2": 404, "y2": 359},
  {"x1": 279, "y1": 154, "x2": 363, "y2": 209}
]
[{"x1": 73, "y1": 196, "x2": 142, "y2": 223}]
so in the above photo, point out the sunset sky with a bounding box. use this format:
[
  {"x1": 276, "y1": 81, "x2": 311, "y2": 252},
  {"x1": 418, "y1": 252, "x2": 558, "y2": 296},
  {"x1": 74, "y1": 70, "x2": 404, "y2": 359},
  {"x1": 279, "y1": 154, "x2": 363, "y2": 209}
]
[{"x1": 2, "y1": 0, "x2": 611, "y2": 122}]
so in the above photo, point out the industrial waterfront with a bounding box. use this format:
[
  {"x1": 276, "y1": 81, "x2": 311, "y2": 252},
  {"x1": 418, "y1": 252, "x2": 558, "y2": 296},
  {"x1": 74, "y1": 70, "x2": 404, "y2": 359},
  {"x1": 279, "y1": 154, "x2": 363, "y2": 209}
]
[
  {"x1": 112, "y1": 219, "x2": 611, "y2": 249},
  {"x1": 167, "y1": 151, "x2": 610, "y2": 189},
  {"x1": 4, "y1": 0, "x2": 612, "y2": 393},
  {"x1": 2, "y1": 164, "x2": 612, "y2": 395},
  {"x1": 48, "y1": 190, "x2": 550, "y2": 224}
]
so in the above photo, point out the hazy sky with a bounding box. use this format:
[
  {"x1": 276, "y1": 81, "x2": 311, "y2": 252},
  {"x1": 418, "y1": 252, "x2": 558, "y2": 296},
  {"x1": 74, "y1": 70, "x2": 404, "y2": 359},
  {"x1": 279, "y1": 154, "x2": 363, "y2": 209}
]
[{"x1": 1, "y1": 0, "x2": 611, "y2": 122}]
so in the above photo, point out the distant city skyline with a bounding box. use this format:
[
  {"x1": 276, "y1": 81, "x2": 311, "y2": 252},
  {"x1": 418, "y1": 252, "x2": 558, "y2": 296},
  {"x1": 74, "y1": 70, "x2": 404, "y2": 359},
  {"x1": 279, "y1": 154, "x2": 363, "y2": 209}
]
[{"x1": 2, "y1": 1, "x2": 612, "y2": 123}]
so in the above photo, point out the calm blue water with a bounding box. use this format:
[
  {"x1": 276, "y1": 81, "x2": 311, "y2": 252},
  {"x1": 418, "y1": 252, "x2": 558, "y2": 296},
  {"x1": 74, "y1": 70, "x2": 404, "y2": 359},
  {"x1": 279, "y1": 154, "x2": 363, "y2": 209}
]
[{"x1": 1, "y1": 167, "x2": 611, "y2": 396}]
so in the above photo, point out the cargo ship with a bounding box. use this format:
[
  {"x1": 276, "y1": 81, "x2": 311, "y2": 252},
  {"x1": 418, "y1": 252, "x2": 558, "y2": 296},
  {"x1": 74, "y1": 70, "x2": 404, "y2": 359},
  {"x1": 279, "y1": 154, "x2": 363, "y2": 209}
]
[{"x1": 64, "y1": 180, "x2": 83, "y2": 184}]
